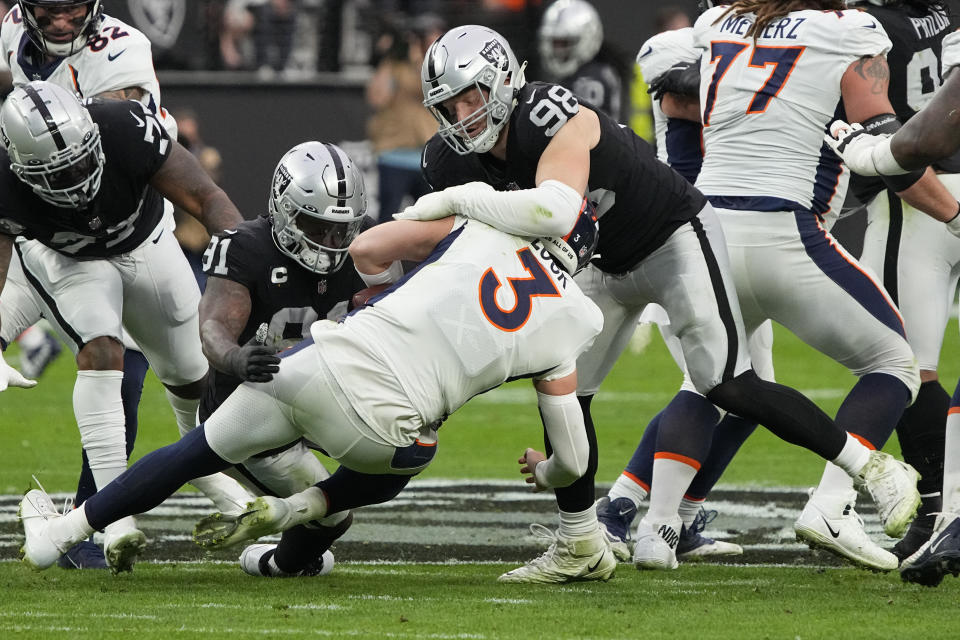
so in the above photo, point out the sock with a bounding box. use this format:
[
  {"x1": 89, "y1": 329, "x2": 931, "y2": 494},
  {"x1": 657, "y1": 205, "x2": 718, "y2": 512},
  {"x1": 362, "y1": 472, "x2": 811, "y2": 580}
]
[
  {"x1": 647, "y1": 455, "x2": 699, "y2": 524},
  {"x1": 74, "y1": 370, "x2": 127, "y2": 490},
  {"x1": 830, "y1": 433, "x2": 872, "y2": 477},
  {"x1": 896, "y1": 379, "x2": 948, "y2": 498},
  {"x1": 49, "y1": 502, "x2": 96, "y2": 550},
  {"x1": 75, "y1": 350, "x2": 149, "y2": 506},
  {"x1": 653, "y1": 391, "x2": 719, "y2": 464},
  {"x1": 85, "y1": 426, "x2": 231, "y2": 531},
  {"x1": 813, "y1": 461, "x2": 855, "y2": 500},
  {"x1": 678, "y1": 496, "x2": 704, "y2": 529},
  {"x1": 166, "y1": 389, "x2": 201, "y2": 436},
  {"x1": 608, "y1": 473, "x2": 648, "y2": 506},
  {"x1": 687, "y1": 413, "x2": 757, "y2": 499},
  {"x1": 558, "y1": 505, "x2": 598, "y2": 538},
  {"x1": 835, "y1": 373, "x2": 909, "y2": 450},
  {"x1": 942, "y1": 386, "x2": 960, "y2": 513}
]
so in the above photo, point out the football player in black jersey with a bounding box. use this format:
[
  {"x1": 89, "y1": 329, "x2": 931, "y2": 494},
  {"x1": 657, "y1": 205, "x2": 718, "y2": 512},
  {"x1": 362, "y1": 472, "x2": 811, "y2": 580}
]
[
  {"x1": 537, "y1": 0, "x2": 629, "y2": 121},
  {"x1": 402, "y1": 24, "x2": 922, "y2": 575},
  {"x1": 0, "y1": 80, "x2": 244, "y2": 572},
  {"x1": 195, "y1": 142, "x2": 367, "y2": 577}
]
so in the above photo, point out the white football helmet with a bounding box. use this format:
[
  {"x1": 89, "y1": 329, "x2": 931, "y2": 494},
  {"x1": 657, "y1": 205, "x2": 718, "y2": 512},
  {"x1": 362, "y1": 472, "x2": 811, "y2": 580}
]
[
  {"x1": 0, "y1": 80, "x2": 104, "y2": 209},
  {"x1": 269, "y1": 141, "x2": 367, "y2": 274},
  {"x1": 18, "y1": 1, "x2": 104, "y2": 57},
  {"x1": 538, "y1": 0, "x2": 603, "y2": 78},
  {"x1": 542, "y1": 199, "x2": 599, "y2": 275},
  {"x1": 421, "y1": 25, "x2": 526, "y2": 155}
]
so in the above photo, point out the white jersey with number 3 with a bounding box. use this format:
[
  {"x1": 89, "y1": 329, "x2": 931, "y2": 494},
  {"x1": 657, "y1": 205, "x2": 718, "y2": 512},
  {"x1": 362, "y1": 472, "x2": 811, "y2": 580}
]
[
  {"x1": 313, "y1": 217, "x2": 603, "y2": 447},
  {"x1": 693, "y1": 7, "x2": 891, "y2": 213}
]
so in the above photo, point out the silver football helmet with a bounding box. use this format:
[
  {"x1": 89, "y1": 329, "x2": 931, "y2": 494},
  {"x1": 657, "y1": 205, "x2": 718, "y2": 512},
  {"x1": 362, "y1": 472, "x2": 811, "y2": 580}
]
[
  {"x1": 18, "y1": 1, "x2": 104, "y2": 57},
  {"x1": 421, "y1": 25, "x2": 526, "y2": 155},
  {"x1": 542, "y1": 199, "x2": 599, "y2": 275},
  {"x1": 0, "y1": 80, "x2": 104, "y2": 209},
  {"x1": 538, "y1": 0, "x2": 603, "y2": 79},
  {"x1": 269, "y1": 141, "x2": 367, "y2": 274}
]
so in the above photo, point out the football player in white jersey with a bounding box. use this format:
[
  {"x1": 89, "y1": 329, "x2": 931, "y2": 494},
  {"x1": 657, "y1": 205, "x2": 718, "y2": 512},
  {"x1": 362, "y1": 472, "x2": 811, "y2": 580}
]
[
  {"x1": 829, "y1": 26, "x2": 960, "y2": 587},
  {"x1": 690, "y1": 0, "x2": 960, "y2": 571},
  {"x1": 18, "y1": 194, "x2": 621, "y2": 585},
  {"x1": 0, "y1": 0, "x2": 256, "y2": 568}
]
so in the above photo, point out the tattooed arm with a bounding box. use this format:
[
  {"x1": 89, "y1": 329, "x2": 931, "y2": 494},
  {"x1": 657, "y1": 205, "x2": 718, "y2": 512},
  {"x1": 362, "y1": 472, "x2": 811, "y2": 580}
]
[{"x1": 840, "y1": 55, "x2": 892, "y2": 122}]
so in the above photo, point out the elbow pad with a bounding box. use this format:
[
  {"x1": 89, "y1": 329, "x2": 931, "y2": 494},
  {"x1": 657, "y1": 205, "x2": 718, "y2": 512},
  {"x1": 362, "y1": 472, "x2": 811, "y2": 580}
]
[
  {"x1": 449, "y1": 179, "x2": 583, "y2": 238},
  {"x1": 860, "y1": 114, "x2": 925, "y2": 189},
  {"x1": 534, "y1": 391, "x2": 589, "y2": 489}
]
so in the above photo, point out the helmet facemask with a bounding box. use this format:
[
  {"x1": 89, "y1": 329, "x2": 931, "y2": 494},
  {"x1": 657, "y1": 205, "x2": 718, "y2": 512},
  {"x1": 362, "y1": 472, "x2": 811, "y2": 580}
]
[
  {"x1": 422, "y1": 26, "x2": 526, "y2": 155},
  {"x1": 19, "y1": 1, "x2": 104, "y2": 58},
  {"x1": 12, "y1": 128, "x2": 104, "y2": 208},
  {"x1": 268, "y1": 142, "x2": 367, "y2": 274}
]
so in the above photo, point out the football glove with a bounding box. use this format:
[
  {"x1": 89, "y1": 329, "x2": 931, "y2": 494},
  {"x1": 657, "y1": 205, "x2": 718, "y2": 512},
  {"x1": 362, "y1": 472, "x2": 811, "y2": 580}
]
[
  {"x1": 224, "y1": 331, "x2": 280, "y2": 383},
  {"x1": 824, "y1": 120, "x2": 908, "y2": 176},
  {"x1": 0, "y1": 349, "x2": 37, "y2": 392},
  {"x1": 648, "y1": 61, "x2": 700, "y2": 101}
]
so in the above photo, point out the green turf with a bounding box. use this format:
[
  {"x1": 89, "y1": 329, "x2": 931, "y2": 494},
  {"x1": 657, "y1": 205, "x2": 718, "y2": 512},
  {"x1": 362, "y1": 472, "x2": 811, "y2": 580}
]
[
  {"x1": 2, "y1": 320, "x2": 958, "y2": 493},
  {"x1": 2, "y1": 562, "x2": 958, "y2": 639}
]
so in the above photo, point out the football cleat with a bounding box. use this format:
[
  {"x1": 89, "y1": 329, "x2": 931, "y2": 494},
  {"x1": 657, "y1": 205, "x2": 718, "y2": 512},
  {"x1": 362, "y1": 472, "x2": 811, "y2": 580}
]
[
  {"x1": 595, "y1": 496, "x2": 636, "y2": 562},
  {"x1": 103, "y1": 520, "x2": 147, "y2": 574},
  {"x1": 240, "y1": 544, "x2": 334, "y2": 577},
  {"x1": 498, "y1": 524, "x2": 616, "y2": 584},
  {"x1": 892, "y1": 503, "x2": 938, "y2": 562},
  {"x1": 57, "y1": 539, "x2": 108, "y2": 570},
  {"x1": 19, "y1": 331, "x2": 62, "y2": 379},
  {"x1": 854, "y1": 451, "x2": 920, "y2": 538},
  {"x1": 194, "y1": 496, "x2": 297, "y2": 549},
  {"x1": 677, "y1": 508, "x2": 743, "y2": 560},
  {"x1": 633, "y1": 516, "x2": 681, "y2": 570},
  {"x1": 18, "y1": 488, "x2": 71, "y2": 571},
  {"x1": 794, "y1": 490, "x2": 897, "y2": 572},
  {"x1": 900, "y1": 514, "x2": 960, "y2": 587}
]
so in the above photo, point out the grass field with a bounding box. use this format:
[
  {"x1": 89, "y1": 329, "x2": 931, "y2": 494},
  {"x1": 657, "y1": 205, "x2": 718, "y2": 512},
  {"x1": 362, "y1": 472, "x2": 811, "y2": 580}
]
[{"x1": 1, "y1": 322, "x2": 959, "y2": 638}]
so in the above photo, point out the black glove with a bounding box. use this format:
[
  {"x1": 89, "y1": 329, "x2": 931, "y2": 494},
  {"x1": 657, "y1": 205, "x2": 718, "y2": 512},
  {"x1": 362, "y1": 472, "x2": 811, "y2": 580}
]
[
  {"x1": 648, "y1": 61, "x2": 700, "y2": 101},
  {"x1": 224, "y1": 335, "x2": 281, "y2": 383}
]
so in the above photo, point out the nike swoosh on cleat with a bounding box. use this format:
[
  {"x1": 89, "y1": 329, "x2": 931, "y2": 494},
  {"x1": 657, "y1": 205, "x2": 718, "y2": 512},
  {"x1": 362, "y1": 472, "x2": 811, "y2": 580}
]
[
  {"x1": 108, "y1": 49, "x2": 127, "y2": 61},
  {"x1": 822, "y1": 517, "x2": 841, "y2": 538},
  {"x1": 618, "y1": 509, "x2": 633, "y2": 516},
  {"x1": 929, "y1": 534, "x2": 951, "y2": 555},
  {"x1": 587, "y1": 557, "x2": 603, "y2": 572}
]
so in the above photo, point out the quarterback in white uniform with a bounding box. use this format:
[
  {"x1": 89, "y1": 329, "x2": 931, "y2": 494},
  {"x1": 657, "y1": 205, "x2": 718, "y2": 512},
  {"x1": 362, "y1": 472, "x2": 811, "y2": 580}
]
[
  {"x1": 18, "y1": 208, "x2": 620, "y2": 585},
  {"x1": 691, "y1": 1, "x2": 960, "y2": 570}
]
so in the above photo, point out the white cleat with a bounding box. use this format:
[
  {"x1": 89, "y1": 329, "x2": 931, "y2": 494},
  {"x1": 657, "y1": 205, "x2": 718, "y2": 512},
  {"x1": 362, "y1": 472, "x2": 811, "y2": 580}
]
[
  {"x1": 854, "y1": 451, "x2": 920, "y2": 538},
  {"x1": 103, "y1": 519, "x2": 147, "y2": 574},
  {"x1": 194, "y1": 496, "x2": 298, "y2": 549},
  {"x1": 498, "y1": 524, "x2": 616, "y2": 584},
  {"x1": 18, "y1": 489, "x2": 70, "y2": 571},
  {"x1": 240, "y1": 544, "x2": 335, "y2": 577},
  {"x1": 633, "y1": 516, "x2": 681, "y2": 570},
  {"x1": 794, "y1": 490, "x2": 897, "y2": 572}
]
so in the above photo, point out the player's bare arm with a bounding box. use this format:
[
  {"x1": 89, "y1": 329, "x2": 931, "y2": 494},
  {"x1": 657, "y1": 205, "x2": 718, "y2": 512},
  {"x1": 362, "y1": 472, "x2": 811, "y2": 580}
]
[
  {"x1": 92, "y1": 86, "x2": 147, "y2": 101},
  {"x1": 150, "y1": 141, "x2": 243, "y2": 234},
  {"x1": 660, "y1": 93, "x2": 701, "y2": 123},
  {"x1": 892, "y1": 71, "x2": 960, "y2": 170},
  {"x1": 198, "y1": 276, "x2": 253, "y2": 373},
  {"x1": 842, "y1": 54, "x2": 958, "y2": 221},
  {"x1": 350, "y1": 218, "x2": 455, "y2": 276},
  {"x1": 535, "y1": 107, "x2": 599, "y2": 195}
]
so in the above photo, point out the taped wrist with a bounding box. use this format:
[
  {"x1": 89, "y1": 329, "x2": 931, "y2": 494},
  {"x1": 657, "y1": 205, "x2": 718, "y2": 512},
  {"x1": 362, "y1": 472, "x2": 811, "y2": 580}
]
[
  {"x1": 357, "y1": 260, "x2": 403, "y2": 287},
  {"x1": 449, "y1": 179, "x2": 582, "y2": 237},
  {"x1": 858, "y1": 114, "x2": 916, "y2": 180},
  {"x1": 534, "y1": 391, "x2": 589, "y2": 489}
]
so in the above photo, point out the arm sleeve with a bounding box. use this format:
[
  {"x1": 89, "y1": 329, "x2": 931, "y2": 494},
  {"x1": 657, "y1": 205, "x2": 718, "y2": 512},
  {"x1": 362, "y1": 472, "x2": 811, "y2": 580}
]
[
  {"x1": 533, "y1": 391, "x2": 590, "y2": 489},
  {"x1": 447, "y1": 179, "x2": 583, "y2": 237}
]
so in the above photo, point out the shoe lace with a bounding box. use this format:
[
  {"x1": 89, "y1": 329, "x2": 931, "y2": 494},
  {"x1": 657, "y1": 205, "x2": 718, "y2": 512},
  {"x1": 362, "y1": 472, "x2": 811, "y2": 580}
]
[
  {"x1": 521, "y1": 523, "x2": 560, "y2": 569},
  {"x1": 21, "y1": 475, "x2": 67, "y2": 521},
  {"x1": 688, "y1": 508, "x2": 717, "y2": 536}
]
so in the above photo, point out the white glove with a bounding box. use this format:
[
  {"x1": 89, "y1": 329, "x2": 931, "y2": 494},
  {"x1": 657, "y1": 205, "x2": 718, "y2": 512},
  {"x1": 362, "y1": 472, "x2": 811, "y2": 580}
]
[
  {"x1": 824, "y1": 120, "x2": 908, "y2": 176},
  {"x1": 0, "y1": 350, "x2": 37, "y2": 392},
  {"x1": 394, "y1": 182, "x2": 494, "y2": 221}
]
